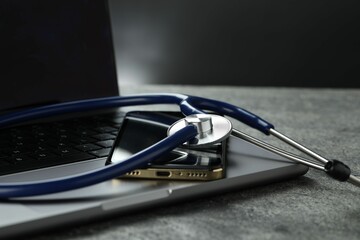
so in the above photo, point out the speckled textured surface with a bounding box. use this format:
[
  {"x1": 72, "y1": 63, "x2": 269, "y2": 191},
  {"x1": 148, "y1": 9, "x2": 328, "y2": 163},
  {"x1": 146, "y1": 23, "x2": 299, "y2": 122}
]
[{"x1": 28, "y1": 85, "x2": 360, "y2": 240}]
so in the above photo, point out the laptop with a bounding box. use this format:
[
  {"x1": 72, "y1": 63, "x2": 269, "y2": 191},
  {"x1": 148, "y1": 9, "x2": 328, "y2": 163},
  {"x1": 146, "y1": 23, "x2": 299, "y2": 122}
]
[{"x1": 0, "y1": 0, "x2": 308, "y2": 238}]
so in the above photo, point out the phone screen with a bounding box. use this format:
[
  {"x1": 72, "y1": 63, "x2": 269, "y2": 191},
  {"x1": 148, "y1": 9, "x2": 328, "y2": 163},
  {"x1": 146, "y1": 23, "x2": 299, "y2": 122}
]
[{"x1": 107, "y1": 111, "x2": 224, "y2": 170}]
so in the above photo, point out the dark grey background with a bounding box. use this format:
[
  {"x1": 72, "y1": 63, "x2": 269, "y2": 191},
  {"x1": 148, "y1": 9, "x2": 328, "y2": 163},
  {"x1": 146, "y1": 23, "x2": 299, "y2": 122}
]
[{"x1": 109, "y1": 0, "x2": 360, "y2": 88}]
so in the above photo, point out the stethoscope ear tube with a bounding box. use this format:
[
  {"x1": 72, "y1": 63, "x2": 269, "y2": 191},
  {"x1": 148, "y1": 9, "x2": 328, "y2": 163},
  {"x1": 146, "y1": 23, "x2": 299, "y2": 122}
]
[
  {"x1": 324, "y1": 160, "x2": 360, "y2": 186},
  {"x1": 233, "y1": 128, "x2": 360, "y2": 187},
  {"x1": 268, "y1": 129, "x2": 360, "y2": 186}
]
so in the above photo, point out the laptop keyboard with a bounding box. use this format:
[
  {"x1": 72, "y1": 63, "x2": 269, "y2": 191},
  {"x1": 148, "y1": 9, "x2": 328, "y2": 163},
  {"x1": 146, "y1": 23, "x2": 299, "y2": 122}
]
[{"x1": 0, "y1": 111, "x2": 124, "y2": 176}]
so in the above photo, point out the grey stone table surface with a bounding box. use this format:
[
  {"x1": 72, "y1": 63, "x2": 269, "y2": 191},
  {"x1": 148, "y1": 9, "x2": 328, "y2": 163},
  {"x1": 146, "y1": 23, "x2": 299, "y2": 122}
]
[{"x1": 29, "y1": 85, "x2": 360, "y2": 240}]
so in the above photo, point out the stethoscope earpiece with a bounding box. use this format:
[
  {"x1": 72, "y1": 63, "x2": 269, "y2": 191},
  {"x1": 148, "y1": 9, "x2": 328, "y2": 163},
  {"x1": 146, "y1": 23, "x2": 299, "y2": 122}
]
[{"x1": 325, "y1": 160, "x2": 351, "y2": 182}]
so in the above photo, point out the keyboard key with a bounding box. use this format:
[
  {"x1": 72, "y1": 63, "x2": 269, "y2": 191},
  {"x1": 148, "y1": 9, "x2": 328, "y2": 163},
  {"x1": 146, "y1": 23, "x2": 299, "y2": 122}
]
[
  {"x1": 53, "y1": 148, "x2": 82, "y2": 156},
  {"x1": 75, "y1": 143, "x2": 102, "y2": 152},
  {"x1": 96, "y1": 140, "x2": 114, "y2": 148},
  {"x1": 30, "y1": 151, "x2": 59, "y2": 160},
  {"x1": 76, "y1": 129, "x2": 98, "y2": 136},
  {"x1": 11, "y1": 154, "x2": 35, "y2": 163},
  {"x1": 69, "y1": 136, "x2": 97, "y2": 144},
  {"x1": 92, "y1": 133, "x2": 116, "y2": 141},
  {"x1": 0, "y1": 111, "x2": 125, "y2": 176},
  {"x1": 7, "y1": 148, "x2": 32, "y2": 155},
  {"x1": 89, "y1": 148, "x2": 112, "y2": 158},
  {"x1": 111, "y1": 131, "x2": 119, "y2": 135},
  {"x1": 94, "y1": 126, "x2": 118, "y2": 133}
]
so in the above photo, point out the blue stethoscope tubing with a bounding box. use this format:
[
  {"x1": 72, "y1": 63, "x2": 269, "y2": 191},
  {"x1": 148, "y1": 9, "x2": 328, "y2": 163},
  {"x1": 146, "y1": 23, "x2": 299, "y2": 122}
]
[
  {"x1": 0, "y1": 93, "x2": 358, "y2": 198},
  {"x1": 0, "y1": 94, "x2": 274, "y2": 134},
  {"x1": 0, "y1": 94, "x2": 272, "y2": 198}
]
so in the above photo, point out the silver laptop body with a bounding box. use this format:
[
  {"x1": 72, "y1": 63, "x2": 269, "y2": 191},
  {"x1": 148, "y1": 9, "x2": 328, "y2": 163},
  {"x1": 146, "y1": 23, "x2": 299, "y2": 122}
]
[{"x1": 0, "y1": 0, "x2": 307, "y2": 238}]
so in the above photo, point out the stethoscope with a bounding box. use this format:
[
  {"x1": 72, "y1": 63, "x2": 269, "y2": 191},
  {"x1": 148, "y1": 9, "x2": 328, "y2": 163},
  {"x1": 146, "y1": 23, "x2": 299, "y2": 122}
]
[{"x1": 0, "y1": 93, "x2": 358, "y2": 198}]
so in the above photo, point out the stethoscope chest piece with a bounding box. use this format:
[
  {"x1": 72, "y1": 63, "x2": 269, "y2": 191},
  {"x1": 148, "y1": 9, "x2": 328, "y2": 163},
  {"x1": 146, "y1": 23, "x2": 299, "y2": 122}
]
[{"x1": 167, "y1": 114, "x2": 232, "y2": 148}]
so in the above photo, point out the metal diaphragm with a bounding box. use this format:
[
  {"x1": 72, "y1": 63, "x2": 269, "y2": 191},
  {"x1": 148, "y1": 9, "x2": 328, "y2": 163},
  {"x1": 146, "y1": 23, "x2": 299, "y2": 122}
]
[{"x1": 167, "y1": 114, "x2": 232, "y2": 148}]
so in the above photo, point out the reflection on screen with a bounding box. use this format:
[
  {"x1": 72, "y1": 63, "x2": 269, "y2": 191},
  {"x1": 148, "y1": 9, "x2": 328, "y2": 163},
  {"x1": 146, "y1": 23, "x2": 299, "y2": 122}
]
[
  {"x1": 109, "y1": 116, "x2": 222, "y2": 169},
  {"x1": 111, "y1": 118, "x2": 171, "y2": 163}
]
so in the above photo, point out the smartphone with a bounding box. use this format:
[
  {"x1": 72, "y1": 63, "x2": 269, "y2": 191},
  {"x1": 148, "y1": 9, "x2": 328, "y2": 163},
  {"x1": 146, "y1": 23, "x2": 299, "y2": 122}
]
[{"x1": 106, "y1": 111, "x2": 227, "y2": 181}]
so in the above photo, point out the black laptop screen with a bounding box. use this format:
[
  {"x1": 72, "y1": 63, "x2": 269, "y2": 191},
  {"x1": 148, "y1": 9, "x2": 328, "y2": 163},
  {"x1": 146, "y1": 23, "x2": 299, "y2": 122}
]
[{"x1": 0, "y1": 0, "x2": 118, "y2": 112}]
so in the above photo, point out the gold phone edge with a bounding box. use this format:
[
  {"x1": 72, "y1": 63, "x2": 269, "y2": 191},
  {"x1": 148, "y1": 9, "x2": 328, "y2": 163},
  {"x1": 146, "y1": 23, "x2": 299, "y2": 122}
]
[{"x1": 119, "y1": 167, "x2": 224, "y2": 181}]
